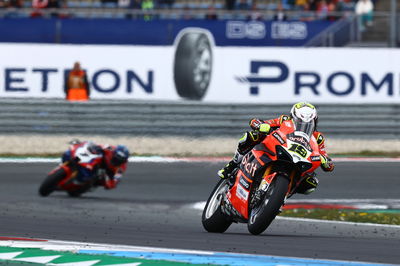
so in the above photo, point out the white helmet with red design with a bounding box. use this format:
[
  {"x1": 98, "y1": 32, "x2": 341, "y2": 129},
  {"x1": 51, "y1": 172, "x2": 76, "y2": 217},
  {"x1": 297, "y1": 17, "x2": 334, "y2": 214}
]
[{"x1": 290, "y1": 102, "x2": 318, "y2": 137}]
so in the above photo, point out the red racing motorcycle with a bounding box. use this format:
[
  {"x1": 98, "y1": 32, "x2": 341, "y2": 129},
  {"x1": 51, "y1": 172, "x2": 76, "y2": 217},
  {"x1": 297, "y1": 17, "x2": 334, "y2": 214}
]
[
  {"x1": 38, "y1": 141, "x2": 106, "y2": 197},
  {"x1": 202, "y1": 119, "x2": 323, "y2": 235}
]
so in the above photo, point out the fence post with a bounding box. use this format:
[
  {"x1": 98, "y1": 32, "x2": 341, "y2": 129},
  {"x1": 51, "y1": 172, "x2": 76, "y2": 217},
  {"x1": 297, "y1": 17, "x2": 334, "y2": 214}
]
[
  {"x1": 349, "y1": 17, "x2": 354, "y2": 42},
  {"x1": 356, "y1": 16, "x2": 362, "y2": 42},
  {"x1": 390, "y1": 0, "x2": 397, "y2": 47},
  {"x1": 328, "y1": 33, "x2": 334, "y2": 46},
  {"x1": 55, "y1": 19, "x2": 62, "y2": 44}
]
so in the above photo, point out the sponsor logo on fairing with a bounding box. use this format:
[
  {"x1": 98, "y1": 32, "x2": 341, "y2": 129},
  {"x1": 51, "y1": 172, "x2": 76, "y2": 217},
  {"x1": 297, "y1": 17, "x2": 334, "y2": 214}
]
[
  {"x1": 288, "y1": 136, "x2": 311, "y2": 151},
  {"x1": 272, "y1": 132, "x2": 285, "y2": 144},
  {"x1": 294, "y1": 131, "x2": 310, "y2": 140},
  {"x1": 311, "y1": 155, "x2": 321, "y2": 161},
  {"x1": 236, "y1": 184, "x2": 249, "y2": 200},
  {"x1": 241, "y1": 153, "x2": 258, "y2": 177},
  {"x1": 239, "y1": 177, "x2": 250, "y2": 189}
]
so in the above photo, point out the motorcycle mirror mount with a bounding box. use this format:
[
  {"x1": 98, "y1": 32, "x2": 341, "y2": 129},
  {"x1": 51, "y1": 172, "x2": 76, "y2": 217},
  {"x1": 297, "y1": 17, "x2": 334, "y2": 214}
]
[{"x1": 69, "y1": 139, "x2": 82, "y2": 145}]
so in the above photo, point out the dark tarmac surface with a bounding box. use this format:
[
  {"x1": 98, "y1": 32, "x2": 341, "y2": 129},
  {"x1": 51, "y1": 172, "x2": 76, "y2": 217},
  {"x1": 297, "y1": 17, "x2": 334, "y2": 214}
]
[{"x1": 0, "y1": 161, "x2": 399, "y2": 264}]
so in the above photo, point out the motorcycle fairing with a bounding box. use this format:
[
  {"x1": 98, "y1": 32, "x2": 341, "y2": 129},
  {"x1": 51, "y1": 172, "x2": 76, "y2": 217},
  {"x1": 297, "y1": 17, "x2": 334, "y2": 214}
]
[
  {"x1": 227, "y1": 170, "x2": 252, "y2": 218},
  {"x1": 227, "y1": 151, "x2": 269, "y2": 220},
  {"x1": 226, "y1": 120, "x2": 323, "y2": 220},
  {"x1": 55, "y1": 143, "x2": 104, "y2": 192},
  {"x1": 72, "y1": 143, "x2": 103, "y2": 169},
  {"x1": 76, "y1": 166, "x2": 97, "y2": 182}
]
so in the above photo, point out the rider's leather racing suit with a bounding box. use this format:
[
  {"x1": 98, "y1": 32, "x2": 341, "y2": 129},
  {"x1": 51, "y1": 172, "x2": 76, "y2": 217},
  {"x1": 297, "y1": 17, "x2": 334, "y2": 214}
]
[
  {"x1": 62, "y1": 142, "x2": 127, "y2": 190},
  {"x1": 101, "y1": 145, "x2": 128, "y2": 189},
  {"x1": 220, "y1": 115, "x2": 334, "y2": 194}
]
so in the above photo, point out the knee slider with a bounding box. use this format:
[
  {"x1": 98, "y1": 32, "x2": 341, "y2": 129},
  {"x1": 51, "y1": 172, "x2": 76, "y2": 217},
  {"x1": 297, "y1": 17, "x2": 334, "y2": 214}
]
[{"x1": 238, "y1": 131, "x2": 259, "y2": 154}]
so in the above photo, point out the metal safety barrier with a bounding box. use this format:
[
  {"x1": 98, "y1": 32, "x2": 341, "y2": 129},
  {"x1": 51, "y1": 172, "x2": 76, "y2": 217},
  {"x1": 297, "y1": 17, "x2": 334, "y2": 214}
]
[{"x1": 0, "y1": 98, "x2": 399, "y2": 139}]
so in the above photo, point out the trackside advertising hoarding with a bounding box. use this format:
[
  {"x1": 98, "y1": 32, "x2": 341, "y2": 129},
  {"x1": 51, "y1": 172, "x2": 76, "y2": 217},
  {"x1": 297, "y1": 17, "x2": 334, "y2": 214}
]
[
  {"x1": 1, "y1": 41, "x2": 399, "y2": 104},
  {"x1": 211, "y1": 47, "x2": 400, "y2": 104},
  {"x1": 0, "y1": 43, "x2": 178, "y2": 101}
]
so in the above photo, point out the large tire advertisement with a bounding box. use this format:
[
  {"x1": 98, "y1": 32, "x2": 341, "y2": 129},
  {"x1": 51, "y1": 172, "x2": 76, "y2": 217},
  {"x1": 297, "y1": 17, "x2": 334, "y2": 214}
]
[{"x1": 173, "y1": 31, "x2": 213, "y2": 100}]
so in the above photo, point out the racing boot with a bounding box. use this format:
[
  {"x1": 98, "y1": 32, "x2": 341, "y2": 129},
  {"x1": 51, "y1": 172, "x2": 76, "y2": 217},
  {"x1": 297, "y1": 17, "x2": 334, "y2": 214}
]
[
  {"x1": 218, "y1": 161, "x2": 237, "y2": 179},
  {"x1": 217, "y1": 151, "x2": 243, "y2": 179},
  {"x1": 297, "y1": 173, "x2": 319, "y2": 195}
]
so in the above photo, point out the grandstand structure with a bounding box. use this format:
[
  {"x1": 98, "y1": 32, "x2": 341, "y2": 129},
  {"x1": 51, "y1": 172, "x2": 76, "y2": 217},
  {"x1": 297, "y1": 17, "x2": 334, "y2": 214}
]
[
  {"x1": 0, "y1": 0, "x2": 398, "y2": 46},
  {"x1": 0, "y1": 0, "x2": 360, "y2": 18}
]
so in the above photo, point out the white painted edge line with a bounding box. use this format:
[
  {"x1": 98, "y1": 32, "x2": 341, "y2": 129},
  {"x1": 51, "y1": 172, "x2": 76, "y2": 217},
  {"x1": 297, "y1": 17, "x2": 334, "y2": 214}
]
[
  {"x1": 0, "y1": 157, "x2": 182, "y2": 164},
  {"x1": 0, "y1": 156, "x2": 399, "y2": 163},
  {"x1": 191, "y1": 200, "x2": 400, "y2": 210},
  {"x1": 0, "y1": 239, "x2": 397, "y2": 266},
  {"x1": 0, "y1": 158, "x2": 60, "y2": 163},
  {"x1": 192, "y1": 201, "x2": 206, "y2": 211},
  {"x1": 191, "y1": 201, "x2": 400, "y2": 229},
  {"x1": 0, "y1": 156, "x2": 203, "y2": 163},
  {"x1": 0, "y1": 240, "x2": 213, "y2": 255},
  {"x1": 194, "y1": 200, "x2": 400, "y2": 210}
]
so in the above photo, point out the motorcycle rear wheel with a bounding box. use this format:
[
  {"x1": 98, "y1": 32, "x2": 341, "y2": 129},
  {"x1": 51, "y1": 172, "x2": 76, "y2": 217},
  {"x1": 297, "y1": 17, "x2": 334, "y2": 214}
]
[
  {"x1": 247, "y1": 175, "x2": 289, "y2": 235},
  {"x1": 202, "y1": 179, "x2": 232, "y2": 233},
  {"x1": 38, "y1": 167, "x2": 66, "y2": 197},
  {"x1": 67, "y1": 190, "x2": 84, "y2": 197},
  {"x1": 67, "y1": 185, "x2": 91, "y2": 197}
]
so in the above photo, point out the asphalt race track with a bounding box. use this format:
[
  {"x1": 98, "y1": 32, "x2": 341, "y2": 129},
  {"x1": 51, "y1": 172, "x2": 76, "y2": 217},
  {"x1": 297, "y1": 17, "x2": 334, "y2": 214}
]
[{"x1": 0, "y1": 161, "x2": 399, "y2": 264}]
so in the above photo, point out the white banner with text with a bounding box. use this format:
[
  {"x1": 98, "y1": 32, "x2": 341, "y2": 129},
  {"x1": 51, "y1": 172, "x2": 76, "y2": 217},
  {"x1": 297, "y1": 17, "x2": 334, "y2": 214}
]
[{"x1": 1, "y1": 43, "x2": 399, "y2": 103}]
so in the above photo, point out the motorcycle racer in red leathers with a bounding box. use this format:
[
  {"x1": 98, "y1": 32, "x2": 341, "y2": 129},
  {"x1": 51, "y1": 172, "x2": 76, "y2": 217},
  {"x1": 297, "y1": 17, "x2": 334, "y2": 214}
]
[
  {"x1": 218, "y1": 102, "x2": 334, "y2": 195},
  {"x1": 62, "y1": 140, "x2": 130, "y2": 190}
]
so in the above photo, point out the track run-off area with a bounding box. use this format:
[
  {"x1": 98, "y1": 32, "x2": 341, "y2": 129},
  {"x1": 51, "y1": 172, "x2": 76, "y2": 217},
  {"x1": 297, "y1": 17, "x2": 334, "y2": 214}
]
[{"x1": 0, "y1": 157, "x2": 399, "y2": 265}]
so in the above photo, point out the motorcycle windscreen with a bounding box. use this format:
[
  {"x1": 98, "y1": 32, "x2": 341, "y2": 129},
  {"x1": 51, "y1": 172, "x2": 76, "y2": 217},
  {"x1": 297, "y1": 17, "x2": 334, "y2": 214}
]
[{"x1": 292, "y1": 119, "x2": 315, "y2": 140}]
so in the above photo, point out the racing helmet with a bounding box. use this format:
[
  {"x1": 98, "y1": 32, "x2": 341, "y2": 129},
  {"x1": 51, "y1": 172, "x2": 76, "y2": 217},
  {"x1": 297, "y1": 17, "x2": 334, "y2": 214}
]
[
  {"x1": 111, "y1": 145, "x2": 130, "y2": 166},
  {"x1": 290, "y1": 102, "x2": 318, "y2": 137}
]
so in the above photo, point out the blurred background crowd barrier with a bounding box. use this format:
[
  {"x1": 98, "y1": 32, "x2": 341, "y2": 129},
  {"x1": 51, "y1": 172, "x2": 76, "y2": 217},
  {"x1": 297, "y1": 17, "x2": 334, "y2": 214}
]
[
  {"x1": 0, "y1": 0, "x2": 398, "y2": 47},
  {"x1": 0, "y1": 0, "x2": 399, "y2": 143},
  {"x1": 0, "y1": 98, "x2": 398, "y2": 139}
]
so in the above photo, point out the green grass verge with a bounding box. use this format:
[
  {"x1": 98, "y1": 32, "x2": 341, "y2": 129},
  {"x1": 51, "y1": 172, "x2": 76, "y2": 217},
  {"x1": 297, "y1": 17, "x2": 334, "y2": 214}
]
[{"x1": 280, "y1": 209, "x2": 400, "y2": 225}]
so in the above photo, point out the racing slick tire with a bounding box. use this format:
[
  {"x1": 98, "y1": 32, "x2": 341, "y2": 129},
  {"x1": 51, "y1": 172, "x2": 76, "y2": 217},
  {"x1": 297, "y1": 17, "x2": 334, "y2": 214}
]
[
  {"x1": 38, "y1": 167, "x2": 66, "y2": 197},
  {"x1": 174, "y1": 32, "x2": 212, "y2": 100},
  {"x1": 247, "y1": 175, "x2": 289, "y2": 235},
  {"x1": 202, "y1": 179, "x2": 232, "y2": 233},
  {"x1": 67, "y1": 191, "x2": 82, "y2": 197},
  {"x1": 67, "y1": 185, "x2": 90, "y2": 197}
]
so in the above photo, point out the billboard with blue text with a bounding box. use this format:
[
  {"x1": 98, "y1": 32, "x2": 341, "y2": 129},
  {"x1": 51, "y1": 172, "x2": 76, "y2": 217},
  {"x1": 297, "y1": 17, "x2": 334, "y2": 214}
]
[{"x1": 1, "y1": 41, "x2": 399, "y2": 103}]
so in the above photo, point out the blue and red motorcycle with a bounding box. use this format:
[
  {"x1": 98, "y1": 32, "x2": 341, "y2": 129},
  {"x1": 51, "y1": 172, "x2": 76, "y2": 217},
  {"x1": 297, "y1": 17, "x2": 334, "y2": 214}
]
[{"x1": 38, "y1": 141, "x2": 107, "y2": 197}]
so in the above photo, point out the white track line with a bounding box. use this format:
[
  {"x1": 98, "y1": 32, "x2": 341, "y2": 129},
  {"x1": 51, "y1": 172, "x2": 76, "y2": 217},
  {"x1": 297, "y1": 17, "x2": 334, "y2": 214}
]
[
  {"x1": 0, "y1": 239, "x2": 396, "y2": 266},
  {"x1": 192, "y1": 200, "x2": 400, "y2": 228},
  {"x1": 0, "y1": 156, "x2": 399, "y2": 163},
  {"x1": 0, "y1": 240, "x2": 214, "y2": 255}
]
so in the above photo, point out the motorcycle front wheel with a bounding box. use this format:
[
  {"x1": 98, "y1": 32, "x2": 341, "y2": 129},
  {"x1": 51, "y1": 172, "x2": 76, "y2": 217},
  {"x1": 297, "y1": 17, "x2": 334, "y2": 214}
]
[
  {"x1": 67, "y1": 183, "x2": 93, "y2": 197},
  {"x1": 38, "y1": 167, "x2": 66, "y2": 197},
  {"x1": 247, "y1": 175, "x2": 289, "y2": 235},
  {"x1": 202, "y1": 179, "x2": 232, "y2": 233}
]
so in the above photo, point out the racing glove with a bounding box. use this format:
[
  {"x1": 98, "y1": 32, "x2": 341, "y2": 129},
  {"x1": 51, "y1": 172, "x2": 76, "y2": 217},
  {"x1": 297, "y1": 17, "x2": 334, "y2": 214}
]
[
  {"x1": 320, "y1": 155, "x2": 334, "y2": 172},
  {"x1": 104, "y1": 178, "x2": 117, "y2": 189},
  {"x1": 104, "y1": 173, "x2": 122, "y2": 189},
  {"x1": 249, "y1": 119, "x2": 271, "y2": 134}
]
